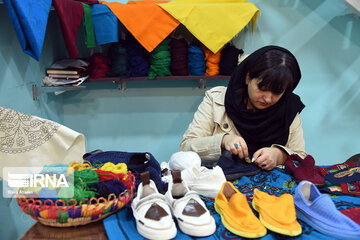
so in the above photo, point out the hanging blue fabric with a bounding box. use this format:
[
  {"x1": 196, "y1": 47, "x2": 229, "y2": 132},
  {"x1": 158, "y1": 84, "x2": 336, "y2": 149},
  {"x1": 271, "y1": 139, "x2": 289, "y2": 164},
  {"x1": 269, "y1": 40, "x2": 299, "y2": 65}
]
[{"x1": 3, "y1": 0, "x2": 52, "y2": 61}]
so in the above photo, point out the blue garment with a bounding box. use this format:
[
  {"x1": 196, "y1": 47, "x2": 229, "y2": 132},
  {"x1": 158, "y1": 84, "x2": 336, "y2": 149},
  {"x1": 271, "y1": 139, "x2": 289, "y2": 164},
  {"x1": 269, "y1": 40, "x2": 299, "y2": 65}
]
[
  {"x1": 92, "y1": 4, "x2": 119, "y2": 45},
  {"x1": 3, "y1": 0, "x2": 52, "y2": 61}
]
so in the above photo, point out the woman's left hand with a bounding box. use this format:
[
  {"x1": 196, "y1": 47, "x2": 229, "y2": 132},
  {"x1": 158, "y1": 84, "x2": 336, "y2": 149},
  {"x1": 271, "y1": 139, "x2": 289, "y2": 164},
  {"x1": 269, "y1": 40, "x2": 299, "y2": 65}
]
[{"x1": 252, "y1": 147, "x2": 287, "y2": 171}]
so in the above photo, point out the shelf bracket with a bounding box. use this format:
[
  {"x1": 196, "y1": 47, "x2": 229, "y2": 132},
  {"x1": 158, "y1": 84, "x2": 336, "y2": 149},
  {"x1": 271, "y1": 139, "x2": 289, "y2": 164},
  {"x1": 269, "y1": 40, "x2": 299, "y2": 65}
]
[
  {"x1": 198, "y1": 79, "x2": 206, "y2": 89},
  {"x1": 32, "y1": 84, "x2": 86, "y2": 100},
  {"x1": 117, "y1": 80, "x2": 126, "y2": 91}
]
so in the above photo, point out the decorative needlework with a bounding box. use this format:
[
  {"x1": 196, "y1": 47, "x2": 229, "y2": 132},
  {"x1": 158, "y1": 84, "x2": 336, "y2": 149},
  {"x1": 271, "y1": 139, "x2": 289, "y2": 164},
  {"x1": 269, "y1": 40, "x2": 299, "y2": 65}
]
[{"x1": 0, "y1": 107, "x2": 60, "y2": 154}]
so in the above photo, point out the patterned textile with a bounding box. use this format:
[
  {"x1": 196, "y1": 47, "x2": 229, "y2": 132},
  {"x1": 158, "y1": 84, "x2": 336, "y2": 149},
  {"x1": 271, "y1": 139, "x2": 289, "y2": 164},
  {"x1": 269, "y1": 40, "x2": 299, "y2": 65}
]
[
  {"x1": 103, "y1": 168, "x2": 360, "y2": 239},
  {"x1": 0, "y1": 106, "x2": 86, "y2": 179}
]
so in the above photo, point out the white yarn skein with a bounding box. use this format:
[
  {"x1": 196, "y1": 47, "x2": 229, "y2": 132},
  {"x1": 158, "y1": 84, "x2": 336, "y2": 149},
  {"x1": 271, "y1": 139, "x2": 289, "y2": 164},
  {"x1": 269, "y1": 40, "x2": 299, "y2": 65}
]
[{"x1": 168, "y1": 151, "x2": 201, "y2": 171}]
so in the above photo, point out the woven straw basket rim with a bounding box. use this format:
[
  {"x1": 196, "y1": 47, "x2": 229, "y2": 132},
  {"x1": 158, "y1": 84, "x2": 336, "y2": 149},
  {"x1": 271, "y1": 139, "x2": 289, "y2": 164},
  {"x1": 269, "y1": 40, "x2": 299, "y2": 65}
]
[{"x1": 17, "y1": 173, "x2": 135, "y2": 227}]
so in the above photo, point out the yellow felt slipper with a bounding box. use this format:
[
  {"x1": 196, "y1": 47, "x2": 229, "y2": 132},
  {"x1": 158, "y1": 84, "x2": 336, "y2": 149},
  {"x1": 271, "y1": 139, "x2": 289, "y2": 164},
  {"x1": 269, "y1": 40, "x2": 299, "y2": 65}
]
[
  {"x1": 215, "y1": 182, "x2": 266, "y2": 238},
  {"x1": 252, "y1": 189, "x2": 302, "y2": 236}
]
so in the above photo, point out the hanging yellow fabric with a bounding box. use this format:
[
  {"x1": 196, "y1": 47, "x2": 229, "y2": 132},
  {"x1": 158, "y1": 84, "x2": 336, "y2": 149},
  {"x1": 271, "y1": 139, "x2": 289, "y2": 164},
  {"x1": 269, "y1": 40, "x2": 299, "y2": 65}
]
[
  {"x1": 100, "y1": 1, "x2": 180, "y2": 52},
  {"x1": 158, "y1": 0, "x2": 259, "y2": 54}
]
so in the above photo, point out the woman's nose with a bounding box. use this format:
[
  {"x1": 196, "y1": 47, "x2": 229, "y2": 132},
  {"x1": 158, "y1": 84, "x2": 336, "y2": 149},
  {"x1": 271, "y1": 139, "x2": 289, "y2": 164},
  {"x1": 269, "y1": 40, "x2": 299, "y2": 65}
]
[{"x1": 263, "y1": 92, "x2": 273, "y2": 103}]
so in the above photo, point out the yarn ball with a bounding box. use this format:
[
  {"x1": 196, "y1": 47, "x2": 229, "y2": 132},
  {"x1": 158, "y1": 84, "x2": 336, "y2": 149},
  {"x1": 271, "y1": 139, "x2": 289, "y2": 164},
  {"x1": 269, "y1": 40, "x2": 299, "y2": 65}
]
[{"x1": 168, "y1": 151, "x2": 201, "y2": 171}]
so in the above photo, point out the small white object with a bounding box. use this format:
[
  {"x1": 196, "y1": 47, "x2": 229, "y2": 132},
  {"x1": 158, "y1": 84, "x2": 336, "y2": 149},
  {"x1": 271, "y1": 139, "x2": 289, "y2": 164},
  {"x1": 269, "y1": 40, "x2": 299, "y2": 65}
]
[
  {"x1": 181, "y1": 166, "x2": 226, "y2": 198},
  {"x1": 168, "y1": 151, "x2": 201, "y2": 171}
]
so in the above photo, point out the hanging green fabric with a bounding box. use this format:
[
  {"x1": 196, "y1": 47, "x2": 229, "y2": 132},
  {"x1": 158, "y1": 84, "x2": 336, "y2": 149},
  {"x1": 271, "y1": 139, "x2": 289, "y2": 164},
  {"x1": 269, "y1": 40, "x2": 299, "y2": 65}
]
[
  {"x1": 148, "y1": 38, "x2": 171, "y2": 80},
  {"x1": 81, "y1": 3, "x2": 96, "y2": 48}
]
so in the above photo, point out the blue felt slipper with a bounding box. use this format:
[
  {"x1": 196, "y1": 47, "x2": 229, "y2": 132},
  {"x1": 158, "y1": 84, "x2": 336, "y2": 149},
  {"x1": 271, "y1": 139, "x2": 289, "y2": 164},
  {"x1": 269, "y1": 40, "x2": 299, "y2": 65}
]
[{"x1": 294, "y1": 180, "x2": 360, "y2": 239}]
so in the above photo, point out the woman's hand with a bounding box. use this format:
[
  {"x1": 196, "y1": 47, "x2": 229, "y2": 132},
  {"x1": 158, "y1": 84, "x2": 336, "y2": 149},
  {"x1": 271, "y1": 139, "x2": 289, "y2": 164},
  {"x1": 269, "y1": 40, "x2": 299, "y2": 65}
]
[
  {"x1": 221, "y1": 134, "x2": 249, "y2": 159},
  {"x1": 253, "y1": 147, "x2": 288, "y2": 171}
]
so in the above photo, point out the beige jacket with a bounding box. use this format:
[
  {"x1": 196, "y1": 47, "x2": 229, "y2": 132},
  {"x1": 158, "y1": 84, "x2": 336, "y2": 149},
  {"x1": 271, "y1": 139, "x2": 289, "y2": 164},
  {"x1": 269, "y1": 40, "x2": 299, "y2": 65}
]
[{"x1": 180, "y1": 86, "x2": 307, "y2": 163}]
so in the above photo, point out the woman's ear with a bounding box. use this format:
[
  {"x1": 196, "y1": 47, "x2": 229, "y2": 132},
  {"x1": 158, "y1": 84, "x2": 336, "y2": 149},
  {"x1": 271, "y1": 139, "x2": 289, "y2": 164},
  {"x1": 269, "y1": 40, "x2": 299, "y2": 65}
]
[{"x1": 245, "y1": 73, "x2": 250, "y2": 85}]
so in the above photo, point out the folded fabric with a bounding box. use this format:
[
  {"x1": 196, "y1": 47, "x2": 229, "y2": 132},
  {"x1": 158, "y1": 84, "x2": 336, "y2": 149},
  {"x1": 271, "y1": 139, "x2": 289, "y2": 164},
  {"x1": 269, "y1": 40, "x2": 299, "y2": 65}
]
[
  {"x1": 324, "y1": 166, "x2": 360, "y2": 185},
  {"x1": 294, "y1": 180, "x2": 360, "y2": 239},
  {"x1": 252, "y1": 189, "x2": 302, "y2": 236},
  {"x1": 100, "y1": 0, "x2": 180, "y2": 52},
  {"x1": 3, "y1": 0, "x2": 52, "y2": 61},
  {"x1": 158, "y1": 0, "x2": 259, "y2": 54},
  {"x1": 81, "y1": 3, "x2": 96, "y2": 48},
  {"x1": 319, "y1": 181, "x2": 360, "y2": 197},
  {"x1": 53, "y1": 0, "x2": 84, "y2": 58},
  {"x1": 0, "y1": 106, "x2": 86, "y2": 180},
  {"x1": 217, "y1": 150, "x2": 260, "y2": 181},
  {"x1": 215, "y1": 181, "x2": 266, "y2": 238},
  {"x1": 92, "y1": 4, "x2": 119, "y2": 45},
  {"x1": 285, "y1": 154, "x2": 325, "y2": 186},
  {"x1": 344, "y1": 153, "x2": 360, "y2": 166}
]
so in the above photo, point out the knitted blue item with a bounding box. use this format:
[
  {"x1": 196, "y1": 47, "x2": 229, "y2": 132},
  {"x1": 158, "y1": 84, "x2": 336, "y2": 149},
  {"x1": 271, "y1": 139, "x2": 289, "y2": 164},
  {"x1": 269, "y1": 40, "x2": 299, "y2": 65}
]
[
  {"x1": 294, "y1": 181, "x2": 360, "y2": 239},
  {"x1": 217, "y1": 150, "x2": 261, "y2": 181}
]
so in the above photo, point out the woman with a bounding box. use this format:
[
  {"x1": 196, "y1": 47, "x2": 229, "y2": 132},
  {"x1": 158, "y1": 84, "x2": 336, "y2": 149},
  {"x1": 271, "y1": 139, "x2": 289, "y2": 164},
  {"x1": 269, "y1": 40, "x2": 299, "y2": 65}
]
[{"x1": 180, "y1": 45, "x2": 306, "y2": 171}]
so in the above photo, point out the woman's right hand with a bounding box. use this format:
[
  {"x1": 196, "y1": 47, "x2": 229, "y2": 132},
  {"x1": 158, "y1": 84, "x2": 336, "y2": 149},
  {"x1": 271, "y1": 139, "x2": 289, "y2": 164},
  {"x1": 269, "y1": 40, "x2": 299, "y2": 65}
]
[{"x1": 221, "y1": 134, "x2": 249, "y2": 159}]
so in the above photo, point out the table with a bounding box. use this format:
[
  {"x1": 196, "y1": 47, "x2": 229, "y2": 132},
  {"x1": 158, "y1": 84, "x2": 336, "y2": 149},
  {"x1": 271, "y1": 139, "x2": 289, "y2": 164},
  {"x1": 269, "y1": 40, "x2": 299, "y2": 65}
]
[{"x1": 18, "y1": 221, "x2": 108, "y2": 240}]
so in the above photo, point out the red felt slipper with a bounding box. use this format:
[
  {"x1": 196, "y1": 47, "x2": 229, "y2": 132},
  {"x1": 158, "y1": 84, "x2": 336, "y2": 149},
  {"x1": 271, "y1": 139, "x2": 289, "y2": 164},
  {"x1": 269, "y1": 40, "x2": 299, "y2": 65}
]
[{"x1": 285, "y1": 154, "x2": 325, "y2": 186}]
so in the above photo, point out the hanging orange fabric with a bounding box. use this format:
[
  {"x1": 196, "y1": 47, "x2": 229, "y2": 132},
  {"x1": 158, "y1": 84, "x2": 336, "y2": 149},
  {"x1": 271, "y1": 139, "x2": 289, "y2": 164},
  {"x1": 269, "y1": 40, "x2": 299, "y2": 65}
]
[{"x1": 100, "y1": 1, "x2": 180, "y2": 52}]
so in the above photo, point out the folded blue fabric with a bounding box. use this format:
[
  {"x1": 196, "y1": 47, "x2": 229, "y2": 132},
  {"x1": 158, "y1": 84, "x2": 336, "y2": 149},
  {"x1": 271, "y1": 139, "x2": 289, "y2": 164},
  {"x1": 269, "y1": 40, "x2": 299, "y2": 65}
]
[
  {"x1": 217, "y1": 150, "x2": 261, "y2": 181},
  {"x1": 91, "y1": 4, "x2": 119, "y2": 45},
  {"x1": 3, "y1": 0, "x2": 51, "y2": 61},
  {"x1": 324, "y1": 166, "x2": 360, "y2": 185},
  {"x1": 294, "y1": 180, "x2": 360, "y2": 239}
]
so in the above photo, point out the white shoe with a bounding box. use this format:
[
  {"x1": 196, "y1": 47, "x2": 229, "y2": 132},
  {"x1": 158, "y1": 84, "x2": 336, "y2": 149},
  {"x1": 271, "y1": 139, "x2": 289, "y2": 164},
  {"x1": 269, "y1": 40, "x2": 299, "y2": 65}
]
[
  {"x1": 181, "y1": 166, "x2": 226, "y2": 198},
  {"x1": 165, "y1": 170, "x2": 216, "y2": 237},
  {"x1": 131, "y1": 172, "x2": 177, "y2": 240}
]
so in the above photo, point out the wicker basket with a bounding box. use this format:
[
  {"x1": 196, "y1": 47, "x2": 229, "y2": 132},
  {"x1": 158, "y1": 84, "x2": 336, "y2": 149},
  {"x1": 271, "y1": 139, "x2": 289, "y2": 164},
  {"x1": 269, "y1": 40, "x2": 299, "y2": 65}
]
[{"x1": 17, "y1": 173, "x2": 135, "y2": 227}]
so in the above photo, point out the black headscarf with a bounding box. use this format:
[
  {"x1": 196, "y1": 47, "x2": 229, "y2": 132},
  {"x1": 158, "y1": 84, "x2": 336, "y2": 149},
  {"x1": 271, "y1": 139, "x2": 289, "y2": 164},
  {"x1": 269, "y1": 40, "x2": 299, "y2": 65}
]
[{"x1": 225, "y1": 45, "x2": 305, "y2": 155}]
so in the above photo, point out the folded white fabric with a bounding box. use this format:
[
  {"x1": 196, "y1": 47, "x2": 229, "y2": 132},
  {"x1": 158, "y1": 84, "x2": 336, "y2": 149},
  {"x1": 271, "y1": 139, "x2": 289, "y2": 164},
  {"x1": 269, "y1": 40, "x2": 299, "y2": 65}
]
[
  {"x1": 168, "y1": 151, "x2": 201, "y2": 171},
  {"x1": 181, "y1": 166, "x2": 226, "y2": 198},
  {"x1": 0, "y1": 106, "x2": 85, "y2": 180},
  {"x1": 165, "y1": 170, "x2": 216, "y2": 237},
  {"x1": 131, "y1": 172, "x2": 177, "y2": 240}
]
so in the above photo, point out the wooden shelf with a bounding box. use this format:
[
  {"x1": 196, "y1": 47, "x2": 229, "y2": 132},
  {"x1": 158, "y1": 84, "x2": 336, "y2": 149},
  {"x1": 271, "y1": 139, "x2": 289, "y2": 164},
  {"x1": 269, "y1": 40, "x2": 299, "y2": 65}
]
[{"x1": 33, "y1": 75, "x2": 231, "y2": 100}]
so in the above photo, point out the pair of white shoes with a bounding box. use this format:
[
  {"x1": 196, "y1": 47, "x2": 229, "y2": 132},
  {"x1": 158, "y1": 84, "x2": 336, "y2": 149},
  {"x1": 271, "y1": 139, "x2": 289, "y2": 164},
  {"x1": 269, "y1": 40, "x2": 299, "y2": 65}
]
[{"x1": 131, "y1": 171, "x2": 216, "y2": 240}]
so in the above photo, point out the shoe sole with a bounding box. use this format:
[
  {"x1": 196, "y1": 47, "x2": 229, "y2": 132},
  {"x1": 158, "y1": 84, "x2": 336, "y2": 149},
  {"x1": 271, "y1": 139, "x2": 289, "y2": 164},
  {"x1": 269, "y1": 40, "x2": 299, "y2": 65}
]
[
  {"x1": 136, "y1": 220, "x2": 177, "y2": 240},
  {"x1": 214, "y1": 203, "x2": 267, "y2": 238},
  {"x1": 296, "y1": 208, "x2": 360, "y2": 240},
  {"x1": 252, "y1": 202, "x2": 302, "y2": 237},
  {"x1": 177, "y1": 216, "x2": 216, "y2": 237}
]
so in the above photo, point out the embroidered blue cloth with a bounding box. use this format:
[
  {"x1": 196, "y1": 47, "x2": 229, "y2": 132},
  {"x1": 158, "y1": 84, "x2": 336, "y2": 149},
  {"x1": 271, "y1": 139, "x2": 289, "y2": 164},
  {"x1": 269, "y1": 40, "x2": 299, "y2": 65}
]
[
  {"x1": 104, "y1": 168, "x2": 360, "y2": 239},
  {"x1": 3, "y1": 0, "x2": 52, "y2": 61}
]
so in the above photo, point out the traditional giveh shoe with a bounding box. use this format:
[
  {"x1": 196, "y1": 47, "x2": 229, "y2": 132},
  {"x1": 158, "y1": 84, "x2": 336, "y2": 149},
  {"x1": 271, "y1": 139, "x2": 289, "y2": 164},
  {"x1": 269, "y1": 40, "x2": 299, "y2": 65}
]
[
  {"x1": 294, "y1": 180, "x2": 360, "y2": 239},
  {"x1": 285, "y1": 154, "x2": 325, "y2": 186},
  {"x1": 215, "y1": 182, "x2": 267, "y2": 238},
  {"x1": 131, "y1": 171, "x2": 176, "y2": 240},
  {"x1": 217, "y1": 150, "x2": 261, "y2": 181},
  {"x1": 165, "y1": 170, "x2": 216, "y2": 237},
  {"x1": 181, "y1": 166, "x2": 226, "y2": 198},
  {"x1": 252, "y1": 189, "x2": 302, "y2": 236}
]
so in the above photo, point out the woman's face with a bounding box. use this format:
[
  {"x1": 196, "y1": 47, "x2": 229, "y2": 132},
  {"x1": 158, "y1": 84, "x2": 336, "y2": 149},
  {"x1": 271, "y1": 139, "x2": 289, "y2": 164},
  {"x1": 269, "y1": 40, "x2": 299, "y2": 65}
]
[{"x1": 246, "y1": 77, "x2": 284, "y2": 110}]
